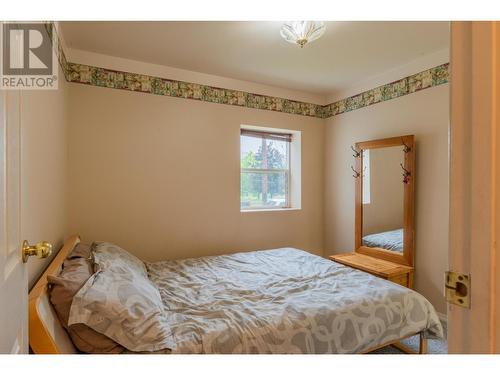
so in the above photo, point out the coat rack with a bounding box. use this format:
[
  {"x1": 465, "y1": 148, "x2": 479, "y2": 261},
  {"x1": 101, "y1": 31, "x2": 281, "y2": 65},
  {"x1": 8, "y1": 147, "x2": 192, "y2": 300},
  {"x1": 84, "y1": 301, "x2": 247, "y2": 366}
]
[
  {"x1": 400, "y1": 163, "x2": 411, "y2": 184},
  {"x1": 351, "y1": 145, "x2": 361, "y2": 158},
  {"x1": 351, "y1": 165, "x2": 360, "y2": 178},
  {"x1": 402, "y1": 138, "x2": 412, "y2": 153},
  {"x1": 351, "y1": 145, "x2": 361, "y2": 178}
]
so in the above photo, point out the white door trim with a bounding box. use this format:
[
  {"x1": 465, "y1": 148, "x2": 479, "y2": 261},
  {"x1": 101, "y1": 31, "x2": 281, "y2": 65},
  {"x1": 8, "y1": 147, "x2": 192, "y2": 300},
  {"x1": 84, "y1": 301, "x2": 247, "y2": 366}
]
[{"x1": 448, "y1": 21, "x2": 499, "y2": 354}]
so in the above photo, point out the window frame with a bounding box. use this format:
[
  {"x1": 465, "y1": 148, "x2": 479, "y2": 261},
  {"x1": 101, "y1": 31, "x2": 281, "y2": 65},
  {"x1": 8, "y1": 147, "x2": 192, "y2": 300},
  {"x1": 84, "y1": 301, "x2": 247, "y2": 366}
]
[{"x1": 240, "y1": 129, "x2": 292, "y2": 211}]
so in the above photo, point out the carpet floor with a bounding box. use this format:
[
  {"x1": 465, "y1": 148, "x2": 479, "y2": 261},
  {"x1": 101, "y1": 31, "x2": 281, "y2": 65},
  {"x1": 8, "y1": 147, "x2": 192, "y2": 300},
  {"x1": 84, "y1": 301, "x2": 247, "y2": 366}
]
[
  {"x1": 370, "y1": 334, "x2": 448, "y2": 354},
  {"x1": 371, "y1": 317, "x2": 448, "y2": 354}
]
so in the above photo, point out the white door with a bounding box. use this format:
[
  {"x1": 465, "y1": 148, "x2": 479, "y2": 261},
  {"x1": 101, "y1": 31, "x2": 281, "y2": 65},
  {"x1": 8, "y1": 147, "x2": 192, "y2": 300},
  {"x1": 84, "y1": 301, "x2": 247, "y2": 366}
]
[
  {"x1": 448, "y1": 21, "x2": 500, "y2": 353},
  {"x1": 0, "y1": 89, "x2": 27, "y2": 354}
]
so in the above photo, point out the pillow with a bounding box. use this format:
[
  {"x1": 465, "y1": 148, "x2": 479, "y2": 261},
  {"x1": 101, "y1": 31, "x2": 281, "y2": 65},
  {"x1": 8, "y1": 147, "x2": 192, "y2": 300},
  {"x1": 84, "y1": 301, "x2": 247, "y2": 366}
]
[
  {"x1": 91, "y1": 242, "x2": 147, "y2": 277},
  {"x1": 68, "y1": 265, "x2": 175, "y2": 352},
  {"x1": 48, "y1": 257, "x2": 125, "y2": 354},
  {"x1": 67, "y1": 243, "x2": 92, "y2": 259}
]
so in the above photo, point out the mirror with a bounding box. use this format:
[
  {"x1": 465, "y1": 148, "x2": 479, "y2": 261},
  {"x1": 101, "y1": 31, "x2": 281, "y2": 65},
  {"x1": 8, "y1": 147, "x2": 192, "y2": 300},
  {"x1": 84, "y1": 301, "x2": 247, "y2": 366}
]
[
  {"x1": 362, "y1": 146, "x2": 405, "y2": 253},
  {"x1": 354, "y1": 135, "x2": 415, "y2": 267}
]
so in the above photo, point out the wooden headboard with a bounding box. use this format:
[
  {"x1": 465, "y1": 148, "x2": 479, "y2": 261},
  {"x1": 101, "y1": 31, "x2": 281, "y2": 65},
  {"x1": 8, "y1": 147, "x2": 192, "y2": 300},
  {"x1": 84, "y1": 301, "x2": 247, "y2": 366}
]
[{"x1": 29, "y1": 234, "x2": 81, "y2": 354}]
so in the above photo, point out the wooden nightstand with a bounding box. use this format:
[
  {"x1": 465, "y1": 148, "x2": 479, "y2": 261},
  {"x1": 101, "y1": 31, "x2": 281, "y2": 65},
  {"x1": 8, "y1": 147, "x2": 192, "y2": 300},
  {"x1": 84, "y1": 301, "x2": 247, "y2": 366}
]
[{"x1": 329, "y1": 253, "x2": 414, "y2": 289}]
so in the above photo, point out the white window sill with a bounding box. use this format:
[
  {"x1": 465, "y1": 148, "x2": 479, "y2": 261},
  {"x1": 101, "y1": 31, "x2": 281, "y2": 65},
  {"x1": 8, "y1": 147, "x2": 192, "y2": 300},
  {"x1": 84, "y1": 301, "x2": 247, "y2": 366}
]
[{"x1": 240, "y1": 208, "x2": 301, "y2": 213}]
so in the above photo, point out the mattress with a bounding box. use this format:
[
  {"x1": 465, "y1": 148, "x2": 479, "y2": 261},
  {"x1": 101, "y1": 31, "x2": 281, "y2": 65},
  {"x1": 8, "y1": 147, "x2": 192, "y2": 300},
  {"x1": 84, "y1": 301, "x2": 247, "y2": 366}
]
[
  {"x1": 146, "y1": 247, "x2": 442, "y2": 354},
  {"x1": 362, "y1": 228, "x2": 404, "y2": 252}
]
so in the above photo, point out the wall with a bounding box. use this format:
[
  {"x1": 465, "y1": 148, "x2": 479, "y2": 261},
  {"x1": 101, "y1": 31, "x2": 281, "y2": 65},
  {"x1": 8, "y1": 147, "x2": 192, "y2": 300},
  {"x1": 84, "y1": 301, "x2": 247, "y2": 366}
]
[
  {"x1": 326, "y1": 48, "x2": 449, "y2": 103},
  {"x1": 22, "y1": 63, "x2": 69, "y2": 288},
  {"x1": 363, "y1": 146, "x2": 404, "y2": 235},
  {"x1": 67, "y1": 84, "x2": 324, "y2": 261},
  {"x1": 16, "y1": 24, "x2": 450, "y2": 322},
  {"x1": 67, "y1": 48, "x2": 326, "y2": 105},
  {"x1": 324, "y1": 84, "x2": 449, "y2": 313}
]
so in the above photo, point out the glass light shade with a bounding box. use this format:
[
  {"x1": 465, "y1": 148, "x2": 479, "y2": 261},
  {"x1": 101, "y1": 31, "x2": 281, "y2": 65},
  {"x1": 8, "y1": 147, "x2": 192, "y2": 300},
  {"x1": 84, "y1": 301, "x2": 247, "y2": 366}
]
[{"x1": 280, "y1": 21, "x2": 326, "y2": 48}]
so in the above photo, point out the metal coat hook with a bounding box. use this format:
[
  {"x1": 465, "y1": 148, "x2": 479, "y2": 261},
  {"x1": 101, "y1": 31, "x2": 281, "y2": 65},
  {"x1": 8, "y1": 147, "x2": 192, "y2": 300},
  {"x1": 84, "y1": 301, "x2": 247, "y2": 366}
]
[
  {"x1": 351, "y1": 165, "x2": 360, "y2": 178},
  {"x1": 402, "y1": 138, "x2": 412, "y2": 153},
  {"x1": 351, "y1": 145, "x2": 361, "y2": 158},
  {"x1": 400, "y1": 163, "x2": 411, "y2": 183}
]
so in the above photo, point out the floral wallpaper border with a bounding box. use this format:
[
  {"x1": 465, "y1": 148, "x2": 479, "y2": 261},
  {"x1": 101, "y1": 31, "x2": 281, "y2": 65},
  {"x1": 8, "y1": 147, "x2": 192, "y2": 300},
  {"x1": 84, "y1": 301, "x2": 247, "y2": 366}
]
[
  {"x1": 65, "y1": 62, "x2": 326, "y2": 118},
  {"x1": 323, "y1": 63, "x2": 449, "y2": 117},
  {"x1": 44, "y1": 22, "x2": 69, "y2": 81},
  {"x1": 45, "y1": 22, "x2": 449, "y2": 119}
]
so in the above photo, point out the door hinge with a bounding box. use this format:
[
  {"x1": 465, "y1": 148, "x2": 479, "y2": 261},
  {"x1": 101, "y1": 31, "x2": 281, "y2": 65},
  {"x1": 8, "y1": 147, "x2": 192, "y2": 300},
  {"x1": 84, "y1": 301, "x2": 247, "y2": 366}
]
[{"x1": 445, "y1": 271, "x2": 470, "y2": 308}]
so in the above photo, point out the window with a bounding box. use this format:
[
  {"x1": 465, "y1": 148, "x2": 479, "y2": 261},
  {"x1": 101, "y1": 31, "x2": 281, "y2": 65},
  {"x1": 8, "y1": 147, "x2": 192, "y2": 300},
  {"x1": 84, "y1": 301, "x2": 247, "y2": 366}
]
[
  {"x1": 362, "y1": 149, "x2": 371, "y2": 204},
  {"x1": 240, "y1": 128, "x2": 291, "y2": 210}
]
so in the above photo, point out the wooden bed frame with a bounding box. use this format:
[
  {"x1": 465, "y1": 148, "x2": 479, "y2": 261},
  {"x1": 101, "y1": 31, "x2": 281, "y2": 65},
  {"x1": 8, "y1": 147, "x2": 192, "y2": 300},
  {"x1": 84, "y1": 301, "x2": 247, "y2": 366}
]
[
  {"x1": 28, "y1": 235, "x2": 427, "y2": 354},
  {"x1": 29, "y1": 234, "x2": 80, "y2": 354}
]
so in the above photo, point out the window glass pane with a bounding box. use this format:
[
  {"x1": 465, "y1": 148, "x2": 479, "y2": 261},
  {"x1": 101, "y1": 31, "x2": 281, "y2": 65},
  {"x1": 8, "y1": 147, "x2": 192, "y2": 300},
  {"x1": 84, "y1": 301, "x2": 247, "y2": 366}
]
[
  {"x1": 241, "y1": 135, "x2": 289, "y2": 170},
  {"x1": 362, "y1": 149, "x2": 371, "y2": 204},
  {"x1": 240, "y1": 171, "x2": 288, "y2": 209}
]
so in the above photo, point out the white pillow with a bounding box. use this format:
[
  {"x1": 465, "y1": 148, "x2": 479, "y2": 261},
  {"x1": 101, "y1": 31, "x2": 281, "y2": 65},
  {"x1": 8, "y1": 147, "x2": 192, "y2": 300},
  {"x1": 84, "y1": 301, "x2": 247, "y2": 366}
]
[
  {"x1": 68, "y1": 242, "x2": 175, "y2": 352},
  {"x1": 92, "y1": 242, "x2": 147, "y2": 277}
]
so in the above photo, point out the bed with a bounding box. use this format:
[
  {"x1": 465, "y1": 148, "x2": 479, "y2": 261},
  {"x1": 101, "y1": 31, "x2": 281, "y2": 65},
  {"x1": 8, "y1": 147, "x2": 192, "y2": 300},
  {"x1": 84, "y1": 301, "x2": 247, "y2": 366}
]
[
  {"x1": 29, "y1": 235, "x2": 442, "y2": 354},
  {"x1": 362, "y1": 228, "x2": 404, "y2": 252}
]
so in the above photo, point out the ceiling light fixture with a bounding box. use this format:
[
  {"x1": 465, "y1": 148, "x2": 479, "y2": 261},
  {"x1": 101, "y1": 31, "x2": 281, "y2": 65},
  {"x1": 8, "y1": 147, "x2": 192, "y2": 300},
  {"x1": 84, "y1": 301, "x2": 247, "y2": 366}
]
[{"x1": 280, "y1": 21, "x2": 326, "y2": 48}]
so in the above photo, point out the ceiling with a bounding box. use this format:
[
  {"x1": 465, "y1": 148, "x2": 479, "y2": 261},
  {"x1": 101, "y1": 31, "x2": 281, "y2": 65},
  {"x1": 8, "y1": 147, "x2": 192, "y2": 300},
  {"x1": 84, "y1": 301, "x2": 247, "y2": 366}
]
[{"x1": 60, "y1": 21, "x2": 449, "y2": 96}]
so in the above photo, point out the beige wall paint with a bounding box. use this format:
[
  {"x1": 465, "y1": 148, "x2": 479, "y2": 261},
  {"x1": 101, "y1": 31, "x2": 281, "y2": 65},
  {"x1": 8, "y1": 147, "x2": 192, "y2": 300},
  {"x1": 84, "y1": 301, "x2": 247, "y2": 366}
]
[
  {"x1": 22, "y1": 64, "x2": 69, "y2": 288},
  {"x1": 363, "y1": 146, "x2": 405, "y2": 236},
  {"x1": 324, "y1": 84, "x2": 449, "y2": 313},
  {"x1": 67, "y1": 84, "x2": 324, "y2": 261},
  {"x1": 326, "y1": 48, "x2": 449, "y2": 103}
]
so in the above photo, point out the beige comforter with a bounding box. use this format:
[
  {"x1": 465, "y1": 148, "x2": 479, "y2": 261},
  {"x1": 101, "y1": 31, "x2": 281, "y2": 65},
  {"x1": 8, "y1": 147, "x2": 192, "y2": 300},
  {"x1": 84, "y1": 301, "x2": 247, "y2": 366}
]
[{"x1": 146, "y1": 248, "x2": 443, "y2": 354}]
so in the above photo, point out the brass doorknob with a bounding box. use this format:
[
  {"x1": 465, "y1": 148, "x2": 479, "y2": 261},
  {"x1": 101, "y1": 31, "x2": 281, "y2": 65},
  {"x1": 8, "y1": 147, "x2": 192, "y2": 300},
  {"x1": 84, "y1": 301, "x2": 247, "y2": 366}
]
[{"x1": 22, "y1": 240, "x2": 52, "y2": 263}]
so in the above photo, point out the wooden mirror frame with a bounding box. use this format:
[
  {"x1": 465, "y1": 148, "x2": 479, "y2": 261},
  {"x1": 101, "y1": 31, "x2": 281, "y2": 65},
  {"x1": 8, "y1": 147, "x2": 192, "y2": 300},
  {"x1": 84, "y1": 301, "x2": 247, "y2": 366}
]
[{"x1": 354, "y1": 135, "x2": 415, "y2": 267}]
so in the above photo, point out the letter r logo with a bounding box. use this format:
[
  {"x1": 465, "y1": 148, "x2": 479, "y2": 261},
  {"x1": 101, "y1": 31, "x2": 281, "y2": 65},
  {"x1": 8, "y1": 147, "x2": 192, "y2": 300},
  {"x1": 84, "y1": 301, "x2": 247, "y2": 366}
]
[{"x1": 2, "y1": 23, "x2": 52, "y2": 75}]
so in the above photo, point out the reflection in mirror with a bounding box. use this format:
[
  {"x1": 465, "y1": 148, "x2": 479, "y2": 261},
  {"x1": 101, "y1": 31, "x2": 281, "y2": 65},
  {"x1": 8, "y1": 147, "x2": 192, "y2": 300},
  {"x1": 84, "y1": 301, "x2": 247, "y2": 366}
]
[{"x1": 362, "y1": 146, "x2": 404, "y2": 252}]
